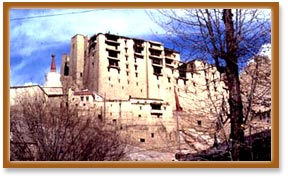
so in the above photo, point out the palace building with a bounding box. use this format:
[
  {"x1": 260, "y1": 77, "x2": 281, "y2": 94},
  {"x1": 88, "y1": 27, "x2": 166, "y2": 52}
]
[{"x1": 10, "y1": 33, "x2": 271, "y2": 160}]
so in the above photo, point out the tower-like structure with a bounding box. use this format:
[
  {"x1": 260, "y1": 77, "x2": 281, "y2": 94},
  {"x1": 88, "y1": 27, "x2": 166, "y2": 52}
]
[
  {"x1": 82, "y1": 33, "x2": 181, "y2": 101},
  {"x1": 60, "y1": 54, "x2": 70, "y2": 76},
  {"x1": 61, "y1": 33, "x2": 227, "y2": 112},
  {"x1": 44, "y1": 54, "x2": 62, "y2": 88},
  {"x1": 69, "y1": 34, "x2": 88, "y2": 89}
]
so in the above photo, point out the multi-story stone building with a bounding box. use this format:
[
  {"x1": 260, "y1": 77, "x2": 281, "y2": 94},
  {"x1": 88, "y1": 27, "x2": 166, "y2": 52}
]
[
  {"x1": 62, "y1": 33, "x2": 182, "y2": 103},
  {"x1": 59, "y1": 33, "x2": 232, "y2": 153},
  {"x1": 61, "y1": 33, "x2": 228, "y2": 111},
  {"x1": 10, "y1": 32, "x2": 271, "y2": 160}
]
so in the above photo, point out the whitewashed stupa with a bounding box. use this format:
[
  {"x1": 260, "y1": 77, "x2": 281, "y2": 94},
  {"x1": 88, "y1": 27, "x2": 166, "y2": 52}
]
[{"x1": 44, "y1": 54, "x2": 62, "y2": 87}]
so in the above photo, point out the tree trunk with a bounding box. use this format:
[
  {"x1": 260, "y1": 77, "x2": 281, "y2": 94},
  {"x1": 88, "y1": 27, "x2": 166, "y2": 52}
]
[
  {"x1": 226, "y1": 61, "x2": 245, "y2": 161},
  {"x1": 223, "y1": 9, "x2": 245, "y2": 161}
]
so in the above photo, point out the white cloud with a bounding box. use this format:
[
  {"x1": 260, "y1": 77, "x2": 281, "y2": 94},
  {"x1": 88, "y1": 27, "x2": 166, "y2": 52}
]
[
  {"x1": 23, "y1": 82, "x2": 39, "y2": 86},
  {"x1": 10, "y1": 9, "x2": 164, "y2": 57},
  {"x1": 9, "y1": 9, "x2": 166, "y2": 86}
]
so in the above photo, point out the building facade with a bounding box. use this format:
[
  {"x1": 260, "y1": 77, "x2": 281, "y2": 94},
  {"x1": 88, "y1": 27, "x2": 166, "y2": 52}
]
[
  {"x1": 61, "y1": 33, "x2": 228, "y2": 111},
  {"x1": 58, "y1": 33, "x2": 232, "y2": 152},
  {"x1": 10, "y1": 32, "x2": 272, "y2": 159}
]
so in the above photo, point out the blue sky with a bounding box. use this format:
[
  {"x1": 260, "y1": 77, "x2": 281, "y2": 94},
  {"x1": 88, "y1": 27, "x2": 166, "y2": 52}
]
[
  {"x1": 9, "y1": 9, "x2": 271, "y2": 86},
  {"x1": 9, "y1": 9, "x2": 165, "y2": 86}
]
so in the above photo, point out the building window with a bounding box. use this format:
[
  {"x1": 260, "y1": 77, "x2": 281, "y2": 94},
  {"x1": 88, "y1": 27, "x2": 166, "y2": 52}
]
[
  {"x1": 135, "y1": 47, "x2": 143, "y2": 54},
  {"x1": 197, "y1": 120, "x2": 202, "y2": 126},
  {"x1": 106, "y1": 34, "x2": 119, "y2": 42},
  {"x1": 151, "y1": 133, "x2": 154, "y2": 138},
  {"x1": 110, "y1": 112, "x2": 112, "y2": 116},
  {"x1": 81, "y1": 96, "x2": 84, "y2": 101},
  {"x1": 108, "y1": 77, "x2": 111, "y2": 81},
  {"x1": 125, "y1": 48, "x2": 128, "y2": 53},
  {"x1": 107, "y1": 50, "x2": 118, "y2": 58},
  {"x1": 64, "y1": 62, "x2": 69, "y2": 76},
  {"x1": 113, "y1": 119, "x2": 117, "y2": 124},
  {"x1": 138, "y1": 114, "x2": 141, "y2": 118},
  {"x1": 126, "y1": 64, "x2": 129, "y2": 69},
  {"x1": 122, "y1": 86, "x2": 124, "y2": 89},
  {"x1": 153, "y1": 66, "x2": 162, "y2": 76},
  {"x1": 151, "y1": 103, "x2": 161, "y2": 110},
  {"x1": 165, "y1": 58, "x2": 173, "y2": 65},
  {"x1": 80, "y1": 72, "x2": 83, "y2": 77},
  {"x1": 126, "y1": 72, "x2": 129, "y2": 76},
  {"x1": 134, "y1": 40, "x2": 144, "y2": 54},
  {"x1": 83, "y1": 103, "x2": 86, "y2": 106},
  {"x1": 140, "y1": 138, "x2": 145, "y2": 143},
  {"x1": 125, "y1": 56, "x2": 128, "y2": 61},
  {"x1": 140, "y1": 106, "x2": 142, "y2": 110},
  {"x1": 86, "y1": 96, "x2": 89, "y2": 101},
  {"x1": 127, "y1": 80, "x2": 130, "y2": 84},
  {"x1": 140, "y1": 89, "x2": 143, "y2": 93},
  {"x1": 152, "y1": 59, "x2": 162, "y2": 65},
  {"x1": 135, "y1": 73, "x2": 138, "y2": 77},
  {"x1": 136, "y1": 82, "x2": 138, "y2": 86},
  {"x1": 157, "y1": 84, "x2": 160, "y2": 89},
  {"x1": 118, "y1": 79, "x2": 120, "y2": 83},
  {"x1": 149, "y1": 48, "x2": 161, "y2": 56},
  {"x1": 168, "y1": 77, "x2": 171, "y2": 83},
  {"x1": 108, "y1": 59, "x2": 119, "y2": 68},
  {"x1": 98, "y1": 114, "x2": 102, "y2": 121},
  {"x1": 135, "y1": 65, "x2": 138, "y2": 71},
  {"x1": 179, "y1": 69, "x2": 186, "y2": 79}
]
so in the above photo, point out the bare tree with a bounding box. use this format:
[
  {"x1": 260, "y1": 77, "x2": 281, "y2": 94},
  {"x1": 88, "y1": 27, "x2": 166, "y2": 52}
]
[
  {"x1": 10, "y1": 92, "x2": 126, "y2": 161},
  {"x1": 148, "y1": 9, "x2": 271, "y2": 160},
  {"x1": 241, "y1": 55, "x2": 271, "y2": 123}
]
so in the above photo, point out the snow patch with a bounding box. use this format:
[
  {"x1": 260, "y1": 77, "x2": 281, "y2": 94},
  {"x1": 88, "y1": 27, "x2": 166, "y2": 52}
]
[
  {"x1": 258, "y1": 43, "x2": 271, "y2": 60},
  {"x1": 247, "y1": 43, "x2": 271, "y2": 64}
]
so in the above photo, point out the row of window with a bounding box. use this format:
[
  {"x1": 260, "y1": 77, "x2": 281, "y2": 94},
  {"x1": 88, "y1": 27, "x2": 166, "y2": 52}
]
[
  {"x1": 107, "y1": 112, "x2": 162, "y2": 119},
  {"x1": 108, "y1": 103, "x2": 166, "y2": 111},
  {"x1": 106, "y1": 60, "x2": 215, "y2": 81},
  {"x1": 80, "y1": 96, "x2": 89, "y2": 101},
  {"x1": 139, "y1": 133, "x2": 157, "y2": 143},
  {"x1": 107, "y1": 49, "x2": 163, "y2": 60}
]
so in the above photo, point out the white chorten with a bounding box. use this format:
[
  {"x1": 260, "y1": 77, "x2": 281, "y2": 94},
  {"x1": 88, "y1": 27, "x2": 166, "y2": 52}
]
[{"x1": 44, "y1": 54, "x2": 62, "y2": 87}]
